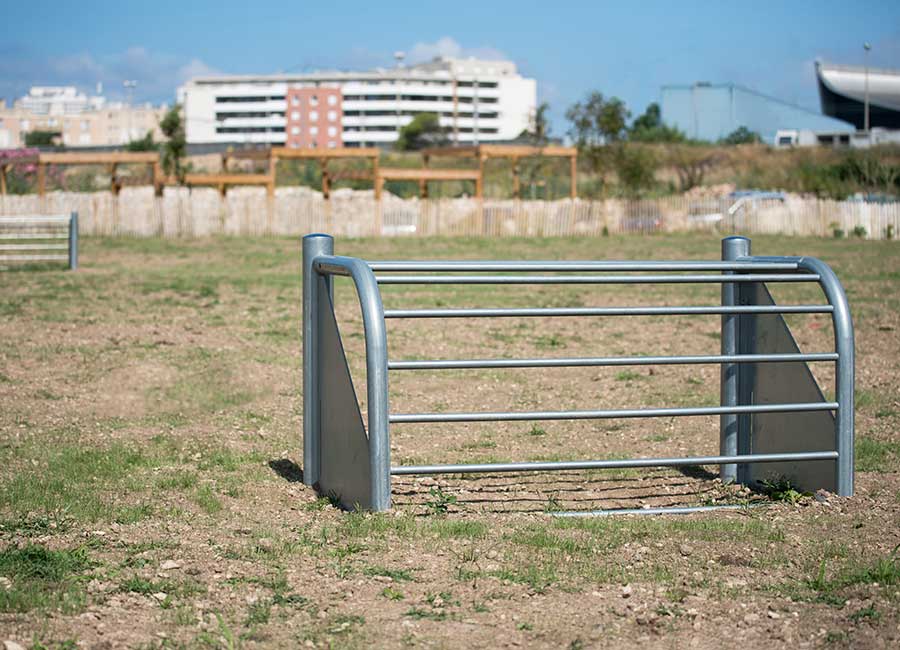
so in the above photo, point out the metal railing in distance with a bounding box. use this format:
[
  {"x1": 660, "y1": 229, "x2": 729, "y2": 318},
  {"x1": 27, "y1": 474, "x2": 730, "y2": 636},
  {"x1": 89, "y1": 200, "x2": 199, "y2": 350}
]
[
  {"x1": 303, "y1": 234, "x2": 855, "y2": 514},
  {"x1": 0, "y1": 213, "x2": 78, "y2": 270}
]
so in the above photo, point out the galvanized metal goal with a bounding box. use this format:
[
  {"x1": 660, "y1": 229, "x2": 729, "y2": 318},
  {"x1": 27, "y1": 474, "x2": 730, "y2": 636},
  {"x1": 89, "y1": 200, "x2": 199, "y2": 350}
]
[
  {"x1": 302, "y1": 234, "x2": 854, "y2": 513},
  {"x1": 0, "y1": 213, "x2": 78, "y2": 271}
]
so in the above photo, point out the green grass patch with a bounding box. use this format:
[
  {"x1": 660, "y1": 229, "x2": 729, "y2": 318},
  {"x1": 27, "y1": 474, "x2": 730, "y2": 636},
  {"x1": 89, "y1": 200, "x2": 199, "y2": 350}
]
[
  {"x1": 0, "y1": 443, "x2": 158, "y2": 523},
  {"x1": 856, "y1": 437, "x2": 900, "y2": 472},
  {"x1": 119, "y1": 575, "x2": 206, "y2": 599},
  {"x1": 156, "y1": 470, "x2": 199, "y2": 491},
  {"x1": 0, "y1": 544, "x2": 94, "y2": 613},
  {"x1": 363, "y1": 565, "x2": 415, "y2": 582},
  {"x1": 192, "y1": 484, "x2": 223, "y2": 515}
]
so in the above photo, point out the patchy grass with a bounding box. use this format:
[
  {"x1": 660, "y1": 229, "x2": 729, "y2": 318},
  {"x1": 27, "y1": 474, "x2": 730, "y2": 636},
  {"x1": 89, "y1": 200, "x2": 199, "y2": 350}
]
[
  {"x1": 0, "y1": 443, "x2": 158, "y2": 523},
  {"x1": 0, "y1": 544, "x2": 94, "y2": 613},
  {"x1": 856, "y1": 437, "x2": 900, "y2": 472},
  {"x1": 1, "y1": 234, "x2": 898, "y2": 647}
]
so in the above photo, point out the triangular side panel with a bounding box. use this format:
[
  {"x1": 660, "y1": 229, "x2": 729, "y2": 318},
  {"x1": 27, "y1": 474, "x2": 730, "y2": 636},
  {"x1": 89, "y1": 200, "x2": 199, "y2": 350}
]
[
  {"x1": 745, "y1": 282, "x2": 837, "y2": 493},
  {"x1": 317, "y1": 284, "x2": 373, "y2": 510}
]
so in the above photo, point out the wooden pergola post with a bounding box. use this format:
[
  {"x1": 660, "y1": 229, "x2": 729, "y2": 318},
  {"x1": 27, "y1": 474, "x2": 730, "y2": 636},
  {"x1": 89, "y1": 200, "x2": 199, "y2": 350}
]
[
  {"x1": 153, "y1": 161, "x2": 163, "y2": 196},
  {"x1": 511, "y1": 155, "x2": 520, "y2": 199},
  {"x1": 37, "y1": 162, "x2": 46, "y2": 196},
  {"x1": 321, "y1": 159, "x2": 330, "y2": 199},
  {"x1": 373, "y1": 154, "x2": 381, "y2": 200},
  {"x1": 476, "y1": 154, "x2": 485, "y2": 199},
  {"x1": 570, "y1": 153, "x2": 577, "y2": 199},
  {"x1": 109, "y1": 163, "x2": 121, "y2": 195},
  {"x1": 267, "y1": 151, "x2": 277, "y2": 200},
  {"x1": 420, "y1": 154, "x2": 430, "y2": 198},
  {"x1": 0, "y1": 164, "x2": 8, "y2": 196}
]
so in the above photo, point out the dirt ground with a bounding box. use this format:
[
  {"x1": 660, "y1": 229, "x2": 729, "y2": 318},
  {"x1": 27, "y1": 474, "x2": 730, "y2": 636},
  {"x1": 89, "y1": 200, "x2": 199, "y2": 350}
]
[{"x1": 1, "y1": 234, "x2": 899, "y2": 649}]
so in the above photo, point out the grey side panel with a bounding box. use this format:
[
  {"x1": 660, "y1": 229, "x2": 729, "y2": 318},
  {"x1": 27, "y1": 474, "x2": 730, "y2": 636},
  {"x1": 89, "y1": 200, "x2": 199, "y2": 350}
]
[
  {"x1": 317, "y1": 285, "x2": 373, "y2": 510},
  {"x1": 745, "y1": 282, "x2": 837, "y2": 492}
]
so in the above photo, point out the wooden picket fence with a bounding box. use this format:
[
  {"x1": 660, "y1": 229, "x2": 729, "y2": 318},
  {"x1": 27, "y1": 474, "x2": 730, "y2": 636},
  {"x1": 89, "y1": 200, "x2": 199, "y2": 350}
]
[{"x1": 0, "y1": 187, "x2": 897, "y2": 240}]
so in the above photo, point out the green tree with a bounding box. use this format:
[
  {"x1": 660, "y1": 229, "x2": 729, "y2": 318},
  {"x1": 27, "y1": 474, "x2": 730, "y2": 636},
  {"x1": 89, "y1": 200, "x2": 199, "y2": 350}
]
[
  {"x1": 126, "y1": 130, "x2": 158, "y2": 152},
  {"x1": 565, "y1": 92, "x2": 631, "y2": 147},
  {"x1": 628, "y1": 103, "x2": 686, "y2": 143},
  {"x1": 720, "y1": 126, "x2": 761, "y2": 145},
  {"x1": 667, "y1": 145, "x2": 721, "y2": 192},
  {"x1": 395, "y1": 113, "x2": 448, "y2": 151},
  {"x1": 159, "y1": 105, "x2": 187, "y2": 182},
  {"x1": 24, "y1": 130, "x2": 61, "y2": 147},
  {"x1": 520, "y1": 102, "x2": 551, "y2": 145},
  {"x1": 614, "y1": 145, "x2": 659, "y2": 195}
]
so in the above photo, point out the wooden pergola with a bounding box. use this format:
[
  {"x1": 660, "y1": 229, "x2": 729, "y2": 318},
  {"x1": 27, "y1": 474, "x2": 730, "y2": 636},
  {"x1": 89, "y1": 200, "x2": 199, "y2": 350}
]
[
  {"x1": 0, "y1": 152, "x2": 39, "y2": 195},
  {"x1": 377, "y1": 167, "x2": 482, "y2": 198},
  {"x1": 183, "y1": 172, "x2": 275, "y2": 198},
  {"x1": 420, "y1": 144, "x2": 578, "y2": 199},
  {"x1": 270, "y1": 147, "x2": 380, "y2": 199},
  {"x1": 31, "y1": 152, "x2": 163, "y2": 196},
  {"x1": 2, "y1": 143, "x2": 578, "y2": 201}
]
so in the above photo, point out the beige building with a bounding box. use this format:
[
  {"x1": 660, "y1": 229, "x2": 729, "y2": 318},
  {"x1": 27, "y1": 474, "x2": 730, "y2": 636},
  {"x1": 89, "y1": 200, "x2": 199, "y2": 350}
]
[{"x1": 0, "y1": 86, "x2": 167, "y2": 148}]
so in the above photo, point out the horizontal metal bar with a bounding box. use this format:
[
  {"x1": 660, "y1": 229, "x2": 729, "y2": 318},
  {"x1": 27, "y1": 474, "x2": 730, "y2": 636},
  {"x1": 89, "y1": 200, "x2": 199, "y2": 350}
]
[
  {"x1": 384, "y1": 305, "x2": 834, "y2": 319},
  {"x1": 0, "y1": 244, "x2": 68, "y2": 251},
  {"x1": 550, "y1": 504, "x2": 765, "y2": 517},
  {"x1": 367, "y1": 260, "x2": 801, "y2": 272},
  {"x1": 376, "y1": 273, "x2": 819, "y2": 285},
  {"x1": 388, "y1": 352, "x2": 839, "y2": 370},
  {"x1": 0, "y1": 255, "x2": 68, "y2": 262},
  {"x1": 0, "y1": 216, "x2": 70, "y2": 224},
  {"x1": 0, "y1": 233, "x2": 68, "y2": 240},
  {"x1": 315, "y1": 260, "x2": 353, "y2": 277},
  {"x1": 390, "y1": 451, "x2": 839, "y2": 475},
  {"x1": 390, "y1": 402, "x2": 838, "y2": 423}
]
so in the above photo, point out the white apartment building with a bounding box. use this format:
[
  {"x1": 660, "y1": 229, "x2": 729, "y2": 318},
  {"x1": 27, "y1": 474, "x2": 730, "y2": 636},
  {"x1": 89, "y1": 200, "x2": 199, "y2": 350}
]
[
  {"x1": 17, "y1": 86, "x2": 107, "y2": 115},
  {"x1": 0, "y1": 86, "x2": 166, "y2": 148},
  {"x1": 179, "y1": 57, "x2": 537, "y2": 147}
]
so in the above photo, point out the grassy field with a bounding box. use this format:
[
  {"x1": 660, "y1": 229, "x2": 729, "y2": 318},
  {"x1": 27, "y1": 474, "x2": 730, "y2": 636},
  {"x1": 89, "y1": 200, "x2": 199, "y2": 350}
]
[{"x1": 1, "y1": 234, "x2": 899, "y2": 649}]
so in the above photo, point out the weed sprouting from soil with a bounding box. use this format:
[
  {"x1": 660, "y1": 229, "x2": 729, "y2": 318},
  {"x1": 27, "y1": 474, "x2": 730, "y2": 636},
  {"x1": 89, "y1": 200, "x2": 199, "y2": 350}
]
[
  {"x1": 759, "y1": 478, "x2": 809, "y2": 505},
  {"x1": 424, "y1": 486, "x2": 458, "y2": 515}
]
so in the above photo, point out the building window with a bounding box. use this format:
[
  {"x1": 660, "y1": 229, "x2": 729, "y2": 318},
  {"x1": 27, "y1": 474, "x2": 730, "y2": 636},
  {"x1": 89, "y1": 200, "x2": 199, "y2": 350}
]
[
  {"x1": 292, "y1": 96, "x2": 300, "y2": 106},
  {"x1": 309, "y1": 111, "x2": 318, "y2": 121},
  {"x1": 327, "y1": 110, "x2": 337, "y2": 122},
  {"x1": 310, "y1": 95, "x2": 318, "y2": 106},
  {"x1": 327, "y1": 141, "x2": 336, "y2": 148},
  {"x1": 327, "y1": 95, "x2": 338, "y2": 106},
  {"x1": 290, "y1": 142, "x2": 300, "y2": 149},
  {"x1": 327, "y1": 126, "x2": 337, "y2": 137},
  {"x1": 291, "y1": 126, "x2": 300, "y2": 135},
  {"x1": 291, "y1": 111, "x2": 300, "y2": 120},
  {"x1": 309, "y1": 126, "x2": 318, "y2": 135}
]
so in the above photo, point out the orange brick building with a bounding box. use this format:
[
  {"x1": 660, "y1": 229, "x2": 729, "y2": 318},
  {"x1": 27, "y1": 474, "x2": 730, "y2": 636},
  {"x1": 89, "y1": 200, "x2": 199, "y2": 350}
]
[{"x1": 284, "y1": 87, "x2": 343, "y2": 149}]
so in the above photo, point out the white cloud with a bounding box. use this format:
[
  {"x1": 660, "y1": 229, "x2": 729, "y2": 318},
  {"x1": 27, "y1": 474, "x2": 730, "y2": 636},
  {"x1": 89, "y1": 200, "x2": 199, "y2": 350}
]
[
  {"x1": 0, "y1": 46, "x2": 219, "y2": 104},
  {"x1": 406, "y1": 37, "x2": 508, "y2": 64}
]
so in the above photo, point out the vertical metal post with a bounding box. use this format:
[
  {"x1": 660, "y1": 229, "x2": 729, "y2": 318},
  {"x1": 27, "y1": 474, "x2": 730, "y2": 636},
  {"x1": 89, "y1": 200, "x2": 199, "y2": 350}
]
[
  {"x1": 68, "y1": 211, "x2": 78, "y2": 271},
  {"x1": 797, "y1": 257, "x2": 855, "y2": 496},
  {"x1": 303, "y1": 233, "x2": 334, "y2": 486},
  {"x1": 720, "y1": 236, "x2": 750, "y2": 483}
]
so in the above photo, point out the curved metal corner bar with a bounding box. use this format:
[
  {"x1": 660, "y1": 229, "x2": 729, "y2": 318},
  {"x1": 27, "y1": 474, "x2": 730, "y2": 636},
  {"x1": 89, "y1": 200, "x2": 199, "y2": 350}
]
[
  {"x1": 303, "y1": 234, "x2": 391, "y2": 511},
  {"x1": 741, "y1": 254, "x2": 855, "y2": 496}
]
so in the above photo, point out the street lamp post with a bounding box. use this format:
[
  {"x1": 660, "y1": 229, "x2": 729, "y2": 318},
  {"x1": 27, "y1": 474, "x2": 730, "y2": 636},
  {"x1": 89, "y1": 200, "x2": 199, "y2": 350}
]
[
  {"x1": 863, "y1": 43, "x2": 871, "y2": 137},
  {"x1": 123, "y1": 80, "x2": 137, "y2": 142},
  {"x1": 393, "y1": 51, "x2": 405, "y2": 143}
]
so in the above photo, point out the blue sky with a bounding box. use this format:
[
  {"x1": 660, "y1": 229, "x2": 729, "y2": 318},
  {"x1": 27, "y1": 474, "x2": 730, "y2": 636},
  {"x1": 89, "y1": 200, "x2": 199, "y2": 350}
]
[{"x1": 2, "y1": 1, "x2": 898, "y2": 136}]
